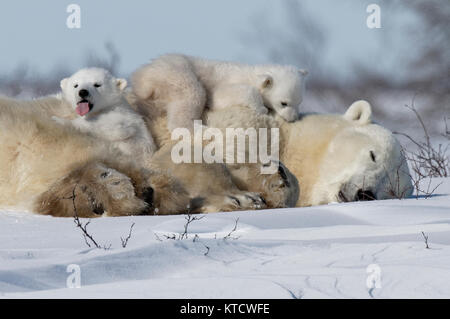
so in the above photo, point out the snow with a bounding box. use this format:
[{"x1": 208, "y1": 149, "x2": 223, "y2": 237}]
[{"x1": 1, "y1": 178, "x2": 450, "y2": 299}]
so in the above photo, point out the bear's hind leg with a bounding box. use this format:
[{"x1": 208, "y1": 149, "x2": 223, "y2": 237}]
[
  {"x1": 167, "y1": 92, "x2": 206, "y2": 132},
  {"x1": 210, "y1": 84, "x2": 268, "y2": 115}
]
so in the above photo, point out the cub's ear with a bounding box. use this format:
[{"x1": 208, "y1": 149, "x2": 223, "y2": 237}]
[
  {"x1": 344, "y1": 100, "x2": 372, "y2": 125},
  {"x1": 116, "y1": 78, "x2": 128, "y2": 91},
  {"x1": 60, "y1": 78, "x2": 68, "y2": 90},
  {"x1": 259, "y1": 74, "x2": 273, "y2": 89},
  {"x1": 298, "y1": 69, "x2": 308, "y2": 76}
]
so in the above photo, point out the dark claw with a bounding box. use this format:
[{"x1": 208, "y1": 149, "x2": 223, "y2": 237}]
[
  {"x1": 142, "y1": 187, "x2": 154, "y2": 206},
  {"x1": 228, "y1": 196, "x2": 241, "y2": 207},
  {"x1": 259, "y1": 195, "x2": 267, "y2": 206},
  {"x1": 100, "y1": 172, "x2": 110, "y2": 179},
  {"x1": 92, "y1": 203, "x2": 105, "y2": 215},
  {"x1": 246, "y1": 195, "x2": 258, "y2": 204},
  {"x1": 278, "y1": 165, "x2": 290, "y2": 187},
  {"x1": 338, "y1": 191, "x2": 349, "y2": 203}
]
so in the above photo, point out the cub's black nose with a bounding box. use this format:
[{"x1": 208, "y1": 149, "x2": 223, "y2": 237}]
[
  {"x1": 356, "y1": 189, "x2": 376, "y2": 201},
  {"x1": 79, "y1": 89, "x2": 90, "y2": 98}
]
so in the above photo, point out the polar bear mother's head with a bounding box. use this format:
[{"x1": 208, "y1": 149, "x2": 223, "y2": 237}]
[{"x1": 304, "y1": 101, "x2": 414, "y2": 206}]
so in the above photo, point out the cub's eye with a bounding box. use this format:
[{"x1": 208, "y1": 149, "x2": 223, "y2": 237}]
[
  {"x1": 94, "y1": 83, "x2": 102, "y2": 88},
  {"x1": 74, "y1": 84, "x2": 78, "y2": 88},
  {"x1": 370, "y1": 151, "x2": 376, "y2": 163},
  {"x1": 281, "y1": 102, "x2": 288, "y2": 107}
]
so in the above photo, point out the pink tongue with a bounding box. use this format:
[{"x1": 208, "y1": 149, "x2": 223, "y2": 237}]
[{"x1": 76, "y1": 102, "x2": 90, "y2": 116}]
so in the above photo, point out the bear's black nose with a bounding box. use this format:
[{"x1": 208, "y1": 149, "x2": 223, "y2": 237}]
[
  {"x1": 356, "y1": 189, "x2": 376, "y2": 201},
  {"x1": 79, "y1": 89, "x2": 90, "y2": 98}
]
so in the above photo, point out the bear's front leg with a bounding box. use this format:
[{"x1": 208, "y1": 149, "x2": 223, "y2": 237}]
[
  {"x1": 103, "y1": 159, "x2": 195, "y2": 215},
  {"x1": 197, "y1": 192, "x2": 267, "y2": 213},
  {"x1": 227, "y1": 160, "x2": 300, "y2": 208},
  {"x1": 35, "y1": 162, "x2": 150, "y2": 218},
  {"x1": 106, "y1": 123, "x2": 137, "y2": 141},
  {"x1": 210, "y1": 84, "x2": 268, "y2": 115}
]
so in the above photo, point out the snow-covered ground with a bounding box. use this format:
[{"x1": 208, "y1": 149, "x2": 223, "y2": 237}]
[{"x1": 1, "y1": 178, "x2": 449, "y2": 299}]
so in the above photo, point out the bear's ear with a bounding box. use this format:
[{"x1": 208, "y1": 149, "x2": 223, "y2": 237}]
[
  {"x1": 259, "y1": 74, "x2": 273, "y2": 89},
  {"x1": 116, "y1": 78, "x2": 128, "y2": 91},
  {"x1": 298, "y1": 69, "x2": 308, "y2": 76},
  {"x1": 60, "y1": 78, "x2": 68, "y2": 90},
  {"x1": 344, "y1": 100, "x2": 372, "y2": 125}
]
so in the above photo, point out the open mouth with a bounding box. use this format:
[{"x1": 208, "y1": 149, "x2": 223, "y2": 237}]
[{"x1": 76, "y1": 100, "x2": 94, "y2": 116}]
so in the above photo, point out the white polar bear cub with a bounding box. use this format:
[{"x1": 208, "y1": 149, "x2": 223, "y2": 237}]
[
  {"x1": 132, "y1": 54, "x2": 308, "y2": 131},
  {"x1": 57, "y1": 68, "x2": 157, "y2": 160}
]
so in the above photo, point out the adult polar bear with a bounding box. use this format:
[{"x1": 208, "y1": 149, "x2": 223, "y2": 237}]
[
  {"x1": 130, "y1": 73, "x2": 413, "y2": 207},
  {"x1": 0, "y1": 73, "x2": 298, "y2": 216},
  {"x1": 205, "y1": 102, "x2": 414, "y2": 206},
  {"x1": 0, "y1": 99, "x2": 194, "y2": 217}
]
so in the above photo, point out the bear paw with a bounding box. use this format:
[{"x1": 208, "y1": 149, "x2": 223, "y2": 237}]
[
  {"x1": 258, "y1": 160, "x2": 299, "y2": 208},
  {"x1": 226, "y1": 192, "x2": 267, "y2": 210}
]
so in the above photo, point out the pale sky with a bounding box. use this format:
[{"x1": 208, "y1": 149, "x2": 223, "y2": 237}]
[{"x1": 0, "y1": 0, "x2": 412, "y2": 78}]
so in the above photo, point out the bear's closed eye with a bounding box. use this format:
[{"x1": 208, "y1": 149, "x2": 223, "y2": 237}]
[{"x1": 370, "y1": 151, "x2": 376, "y2": 162}]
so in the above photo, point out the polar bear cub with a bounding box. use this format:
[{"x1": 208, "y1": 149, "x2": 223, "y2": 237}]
[
  {"x1": 57, "y1": 68, "x2": 157, "y2": 160},
  {"x1": 132, "y1": 54, "x2": 308, "y2": 131}
]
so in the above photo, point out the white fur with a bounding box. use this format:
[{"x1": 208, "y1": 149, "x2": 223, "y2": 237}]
[
  {"x1": 344, "y1": 100, "x2": 372, "y2": 125},
  {"x1": 131, "y1": 54, "x2": 308, "y2": 131},
  {"x1": 203, "y1": 100, "x2": 414, "y2": 206},
  {"x1": 58, "y1": 68, "x2": 157, "y2": 160},
  {"x1": 310, "y1": 102, "x2": 413, "y2": 205}
]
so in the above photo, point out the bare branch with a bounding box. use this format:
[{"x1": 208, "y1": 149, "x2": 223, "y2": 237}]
[
  {"x1": 69, "y1": 186, "x2": 101, "y2": 249},
  {"x1": 64, "y1": 185, "x2": 113, "y2": 250},
  {"x1": 394, "y1": 102, "x2": 449, "y2": 179},
  {"x1": 421, "y1": 231, "x2": 430, "y2": 249},
  {"x1": 180, "y1": 213, "x2": 205, "y2": 240},
  {"x1": 223, "y1": 218, "x2": 241, "y2": 240},
  {"x1": 120, "y1": 222, "x2": 135, "y2": 248}
]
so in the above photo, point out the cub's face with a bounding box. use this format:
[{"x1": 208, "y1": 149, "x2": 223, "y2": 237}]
[
  {"x1": 259, "y1": 67, "x2": 307, "y2": 122},
  {"x1": 311, "y1": 124, "x2": 414, "y2": 205},
  {"x1": 61, "y1": 68, "x2": 127, "y2": 117}
]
